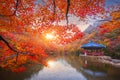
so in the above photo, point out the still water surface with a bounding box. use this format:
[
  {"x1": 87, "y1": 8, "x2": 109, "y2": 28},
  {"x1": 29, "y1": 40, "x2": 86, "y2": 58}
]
[
  {"x1": 0, "y1": 55, "x2": 120, "y2": 80},
  {"x1": 25, "y1": 59, "x2": 87, "y2": 80}
]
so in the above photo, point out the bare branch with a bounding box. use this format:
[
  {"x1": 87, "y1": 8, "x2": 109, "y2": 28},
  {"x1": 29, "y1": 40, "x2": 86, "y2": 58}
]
[
  {"x1": 0, "y1": 35, "x2": 18, "y2": 52},
  {"x1": 0, "y1": 35, "x2": 28, "y2": 62},
  {"x1": 53, "y1": 0, "x2": 56, "y2": 21},
  {"x1": 66, "y1": 0, "x2": 70, "y2": 27}
]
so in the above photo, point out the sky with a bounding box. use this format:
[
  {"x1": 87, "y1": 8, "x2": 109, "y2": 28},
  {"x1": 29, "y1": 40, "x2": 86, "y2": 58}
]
[
  {"x1": 59, "y1": 15, "x2": 95, "y2": 32},
  {"x1": 105, "y1": 0, "x2": 120, "y2": 8}
]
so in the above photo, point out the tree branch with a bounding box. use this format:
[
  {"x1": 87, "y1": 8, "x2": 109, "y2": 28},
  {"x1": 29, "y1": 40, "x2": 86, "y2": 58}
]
[
  {"x1": 0, "y1": 35, "x2": 18, "y2": 52},
  {"x1": 53, "y1": 0, "x2": 56, "y2": 21},
  {"x1": 66, "y1": 0, "x2": 70, "y2": 27},
  {"x1": 0, "y1": 35, "x2": 28, "y2": 62}
]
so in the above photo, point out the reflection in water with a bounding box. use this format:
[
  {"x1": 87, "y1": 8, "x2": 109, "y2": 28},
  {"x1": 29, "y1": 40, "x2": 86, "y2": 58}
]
[
  {"x1": 47, "y1": 61, "x2": 56, "y2": 67},
  {"x1": 0, "y1": 63, "x2": 44, "y2": 80},
  {"x1": 25, "y1": 59, "x2": 87, "y2": 80},
  {"x1": 83, "y1": 69, "x2": 107, "y2": 77},
  {"x1": 83, "y1": 60, "x2": 107, "y2": 77},
  {"x1": 0, "y1": 55, "x2": 120, "y2": 80},
  {"x1": 65, "y1": 55, "x2": 120, "y2": 80}
]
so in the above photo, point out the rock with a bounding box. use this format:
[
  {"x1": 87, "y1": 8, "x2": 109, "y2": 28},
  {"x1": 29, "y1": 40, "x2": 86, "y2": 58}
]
[
  {"x1": 100, "y1": 56, "x2": 112, "y2": 61},
  {"x1": 112, "y1": 59, "x2": 120, "y2": 63}
]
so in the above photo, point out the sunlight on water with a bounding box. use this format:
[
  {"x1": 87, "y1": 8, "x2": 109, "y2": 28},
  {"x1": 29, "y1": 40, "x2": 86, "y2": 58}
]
[
  {"x1": 25, "y1": 59, "x2": 87, "y2": 80},
  {"x1": 47, "y1": 61, "x2": 55, "y2": 67}
]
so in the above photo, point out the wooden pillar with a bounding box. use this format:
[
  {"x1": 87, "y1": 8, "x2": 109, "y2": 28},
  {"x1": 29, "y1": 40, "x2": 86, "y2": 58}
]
[{"x1": 85, "y1": 49, "x2": 87, "y2": 56}]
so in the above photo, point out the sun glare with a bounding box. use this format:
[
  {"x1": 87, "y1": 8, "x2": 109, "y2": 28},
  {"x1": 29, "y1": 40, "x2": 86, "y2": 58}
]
[
  {"x1": 48, "y1": 61, "x2": 55, "y2": 67},
  {"x1": 45, "y1": 33, "x2": 55, "y2": 40}
]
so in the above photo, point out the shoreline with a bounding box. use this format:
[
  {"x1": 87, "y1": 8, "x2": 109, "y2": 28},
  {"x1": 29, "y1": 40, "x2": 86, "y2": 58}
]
[{"x1": 79, "y1": 55, "x2": 120, "y2": 68}]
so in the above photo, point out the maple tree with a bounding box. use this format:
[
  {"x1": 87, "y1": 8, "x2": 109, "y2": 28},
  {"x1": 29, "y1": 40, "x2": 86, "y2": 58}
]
[
  {"x1": 99, "y1": 10, "x2": 120, "y2": 34},
  {"x1": 88, "y1": 8, "x2": 120, "y2": 59},
  {"x1": 0, "y1": 0, "x2": 107, "y2": 72}
]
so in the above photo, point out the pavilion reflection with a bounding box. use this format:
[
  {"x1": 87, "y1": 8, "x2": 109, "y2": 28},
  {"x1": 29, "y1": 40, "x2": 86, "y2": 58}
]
[{"x1": 64, "y1": 54, "x2": 120, "y2": 80}]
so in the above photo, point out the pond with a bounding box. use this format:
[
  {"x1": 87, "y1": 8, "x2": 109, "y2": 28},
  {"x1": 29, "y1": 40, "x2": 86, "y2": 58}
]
[{"x1": 0, "y1": 55, "x2": 120, "y2": 80}]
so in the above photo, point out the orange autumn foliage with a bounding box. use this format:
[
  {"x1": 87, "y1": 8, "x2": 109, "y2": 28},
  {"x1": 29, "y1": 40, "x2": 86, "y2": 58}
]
[{"x1": 99, "y1": 10, "x2": 120, "y2": 34}]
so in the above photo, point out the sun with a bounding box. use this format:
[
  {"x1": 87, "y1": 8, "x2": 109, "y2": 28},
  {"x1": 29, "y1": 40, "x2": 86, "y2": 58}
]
[{"x1": 45, "y1": 33, "x2": 55, "y2": 40}]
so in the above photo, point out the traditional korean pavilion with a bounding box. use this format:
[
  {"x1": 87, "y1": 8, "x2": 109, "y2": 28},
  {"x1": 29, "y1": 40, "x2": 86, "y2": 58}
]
[{"x1": 81, "y1": 41, "x2": 106, "y2": 56}]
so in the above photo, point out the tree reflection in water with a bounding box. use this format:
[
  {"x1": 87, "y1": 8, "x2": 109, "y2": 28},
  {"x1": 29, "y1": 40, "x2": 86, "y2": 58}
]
[{"x1": 0, "y1": 54, "x2": 120, "y2": 80}]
